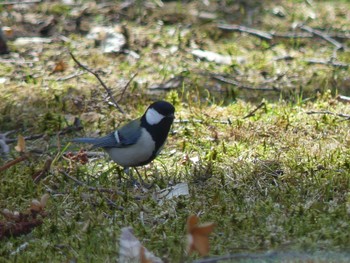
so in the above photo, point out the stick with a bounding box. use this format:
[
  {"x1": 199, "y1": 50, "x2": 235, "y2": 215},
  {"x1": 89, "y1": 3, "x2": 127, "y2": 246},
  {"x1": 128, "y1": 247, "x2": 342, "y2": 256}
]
[
  {"x1": 337, "y1": 95, "x2": 350, "y2": 103},
  {"x1": 192, "y1": 252, "x2": 278, "y2": 263},
  {"x1": 211, "y1": 75, "x2": 280, "y2": 91},
  {"x1": 304, "y1": 58, "x2": 349, "y2": 68},
  {"x1": 217, "y1": 24, "x2": 273, "y2": 40},
  {"x1": 300, "y1": 25, "x2": 344, "y2": 50},
  {"x1": 306, "y1": 110, "x2": 350, "y2": 119},
  {"x1": 69, "y1": 51, "x2": 125, "y2": 114},
  {"x1": 218, "y1": 24, "x2": 350, "y2": 42},
  {"x1": 243, "y1": 102, "x2": 266, "y2": 119},
  {"x1": 0, "y1": 154, "x2": 29, "y2": 173},
  {"x1": 174, "y1": 119, "x2": 232, "y2": 125},
  {"x1": 5, "y1": 134, "x2": 44, "y2": 144},
  {"x1": 56, "y1": 71, "x2": 86, "y2": 81},
  {"x1": 60, "y1": 170, "x2": 125, "y2": 196},
  {"x1": 33, "y1": 158, "x2": 52, "y2": 183},
  {"x1": 0, "y1": 0, "x2": 41, "y2": 5},
  {"x1": 117, "y1": 72, "x2": 138, "y2": 103}
]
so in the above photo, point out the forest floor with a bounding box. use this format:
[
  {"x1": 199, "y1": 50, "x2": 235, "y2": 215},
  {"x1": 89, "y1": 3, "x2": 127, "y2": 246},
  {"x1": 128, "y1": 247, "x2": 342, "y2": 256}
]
[{"x1": 0, "y1": 0, "x2": 350, "y2": 262}]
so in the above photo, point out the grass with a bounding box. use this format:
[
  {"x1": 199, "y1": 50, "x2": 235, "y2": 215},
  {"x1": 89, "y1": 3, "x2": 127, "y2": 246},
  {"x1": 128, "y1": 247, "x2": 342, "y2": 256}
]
[{"x1": 1, "y1": 0, "x2": 350, "y2": 262}]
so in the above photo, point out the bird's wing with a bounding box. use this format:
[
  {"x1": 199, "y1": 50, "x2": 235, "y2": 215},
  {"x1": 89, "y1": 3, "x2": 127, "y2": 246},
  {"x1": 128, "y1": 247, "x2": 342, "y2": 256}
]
[
  {"x1": 116, "y1": 118, "x2": 142, "y2": 146},
  {"x1": 72, "y1": 118, "x2": 142, "y2": 149}
]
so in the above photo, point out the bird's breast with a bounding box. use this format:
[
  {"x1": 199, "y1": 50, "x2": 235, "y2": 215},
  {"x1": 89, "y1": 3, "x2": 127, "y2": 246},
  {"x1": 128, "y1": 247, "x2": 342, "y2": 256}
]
[{"x1": 105, "y1": 128, "x2": 156, "y2": 167}]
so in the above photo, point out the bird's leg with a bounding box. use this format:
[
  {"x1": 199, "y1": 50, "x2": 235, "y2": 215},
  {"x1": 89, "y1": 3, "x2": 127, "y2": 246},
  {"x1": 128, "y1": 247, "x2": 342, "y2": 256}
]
[
  {"x1": 134, "y1": 167, "x2": 154, "y2": 189},
  {"x1": 123, "y1": 167, "x2": 137, "y2": 185},
  {"x1": 123, "y1": 167, "x2": 153, "y2": 189}
]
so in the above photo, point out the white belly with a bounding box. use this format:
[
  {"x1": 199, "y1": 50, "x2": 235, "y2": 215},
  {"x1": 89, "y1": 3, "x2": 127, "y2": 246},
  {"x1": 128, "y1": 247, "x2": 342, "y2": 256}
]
[{"x1": 105, "y1": 128, "x2": 156, "y2": 167}]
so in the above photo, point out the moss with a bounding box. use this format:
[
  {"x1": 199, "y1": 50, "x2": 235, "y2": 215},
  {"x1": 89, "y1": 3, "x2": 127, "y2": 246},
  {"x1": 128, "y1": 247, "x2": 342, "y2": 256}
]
[{"x1": 1, "y1": 0, "x2": 350, "y2": 262}]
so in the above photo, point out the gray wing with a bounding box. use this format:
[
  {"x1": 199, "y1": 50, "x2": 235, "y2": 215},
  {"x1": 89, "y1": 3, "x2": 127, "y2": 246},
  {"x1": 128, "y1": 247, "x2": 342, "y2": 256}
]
[
  {"x1": 72, "y1": 118, "x2": 142, "y2": 149},
  {"x1": 116, "y1": 118, "x2": 142, "y2": 146}
]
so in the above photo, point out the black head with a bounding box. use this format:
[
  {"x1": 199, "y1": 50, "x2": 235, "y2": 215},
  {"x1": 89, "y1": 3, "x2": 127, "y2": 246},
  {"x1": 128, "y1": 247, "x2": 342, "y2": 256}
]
[
  {"x1": 139, "y1": 101, "x2": 175, "y2": 164},
  {"x1": 148, "y1": 100, "x2": 175, "y2": 119}
]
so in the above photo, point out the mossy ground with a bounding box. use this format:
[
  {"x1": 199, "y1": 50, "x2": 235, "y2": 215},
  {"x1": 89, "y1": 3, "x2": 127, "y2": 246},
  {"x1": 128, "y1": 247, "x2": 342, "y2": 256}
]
[{"x1": 0, "y1": 1, "x2": 350, "y2": 262}]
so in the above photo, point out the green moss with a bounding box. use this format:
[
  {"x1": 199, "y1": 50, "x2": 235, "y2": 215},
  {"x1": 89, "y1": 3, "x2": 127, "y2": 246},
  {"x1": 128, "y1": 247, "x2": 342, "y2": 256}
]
[{"x1": 1, "y1": 0, "x2": 350, "y2": 262}]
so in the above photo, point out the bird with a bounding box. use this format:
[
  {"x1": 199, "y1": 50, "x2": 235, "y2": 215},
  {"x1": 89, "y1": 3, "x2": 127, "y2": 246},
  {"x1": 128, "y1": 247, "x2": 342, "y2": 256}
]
[{"x1": 72, "y1": 101, "x2": 175, "y2": 176}]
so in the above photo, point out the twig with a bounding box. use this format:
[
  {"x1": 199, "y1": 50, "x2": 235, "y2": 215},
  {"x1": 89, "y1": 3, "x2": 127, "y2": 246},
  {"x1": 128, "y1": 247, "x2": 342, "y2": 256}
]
[
  {"x1": 117, "y1": 72, "x2": 138, "y2": 103},
  {"x1": 60, "y1": 170, "x2": 125, "y2": 196},
  {"x1": 5, "y1": 134, "x2": 43, "y2": 144},
  {"x1": 243, "y1": 102, "x2": 266, "y2": 119},
  {"x1": 306, "y1": 110, "x2": 350, "y2": 120},
  {"x1": 192, "y1": 252, "x2": 278, "y2": 263},
  {"x1": 271, "y1": 32, "x2": 314, "y2": 38},
  {"x1": 218, "y1": 24, "x2": 350, "y2": 42},
  {"x1": 304, "y1": 58, "x2": 349, "y2": 68},
  {"x1": 33, "y1": 158, "x2": 52, "y2": 183},
  {"x1": 69, "y1": 51, "x2": 125, "y2": 114},
  {"x1": 0, "y1": 154, "x2": 30, "y2": 173},
  {"x1": 217, "y1": 24, "x2": 273, "y2": 40},
  {"x1": 56, "y1": 71, "x2": 86, "y2": 81},
  {"x1": 211, "y1": 75, "x2": 280, "y2": 91},
  {"x1": 174, "y1": 119, "x2": 232, "y2": 125},
  {"x1": 337, "y1": 95, "x2": 350, "y2": 103},
  {"x1": 273, "y1": 55, "x2": 295, "y2": 61},
  {"x1": 300, "y1": 25, "x2": 344, "y2": 50},
  {"x1": 0, "y1": 0, "x2": 41, "y2": 5},
  {"x1": 0, "y1": 59, "x2": 36, "y2": 64}
]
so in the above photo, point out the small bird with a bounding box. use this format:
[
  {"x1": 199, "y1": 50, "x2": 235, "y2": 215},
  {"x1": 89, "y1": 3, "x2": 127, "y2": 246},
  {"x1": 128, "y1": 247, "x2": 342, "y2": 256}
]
[{"x1": 72, "y1": 101, "x2": 175, "y2": 171}]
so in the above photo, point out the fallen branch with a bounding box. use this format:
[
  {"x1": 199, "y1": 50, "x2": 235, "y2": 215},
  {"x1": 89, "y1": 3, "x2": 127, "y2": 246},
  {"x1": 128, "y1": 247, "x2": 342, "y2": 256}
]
[
  {"x1": 0, "y1": 153, "x2": 30, "y2": 173},
  {"x1": 32, "y1": 158, "x2": 52, "y2": 183},
  {"x1": 174, "y1": 119, "x2": 232, "y2": 125},
  {"x1": 192, "y1": 252, "x2": 279, "y2": 263},
  {"x1": 56, "y1": 71, "x2": 86, "y2": 81},
  {"x1": 218, "y1": 24, "x2": 350, "y2": 43},
  {"x1": 243, "y1": 102, "x2": 266, "y2": 119},
  {"x1": 211, "y1": 75, "x2": 280, "y2": 91},
  {"x1": 4, "y1": 134, "x2": 43, "y2": 144},
  {"x1": 306, "y1": 110, "x2": 350, "y2": 120},
  {"x1": 272, "y1": 55, "x2": 349, "y2": 68},
  {"x1": 304, "y1": 58, "x2": 349, "y2": 68},
  {"x1": 217, "y1": 24, "x2": 273, "y2": 40},
  {"x1": 300, "y1": 25, "x2": 345, "y2": 50},
  {"x1": 69, "y1": 51, "x2": 125, "y2": 114},
  {"x1": 337, "y1": 95, "x2": 350, "y2": 103},
  {"x1": 117, "y1": 72, "x2": 138, "y2": 103},
  {"x1": 0, "y1": 0, "x2": 41, "y2": 5},
  {"x1": 60, "y1": 170, "x2": 125, "y2": 196}
]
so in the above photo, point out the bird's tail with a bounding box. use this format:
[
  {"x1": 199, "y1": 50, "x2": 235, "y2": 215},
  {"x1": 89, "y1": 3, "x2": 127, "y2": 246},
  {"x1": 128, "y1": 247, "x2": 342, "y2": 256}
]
[{"x1": 71, "y1": 137, "x2": 99, "y2": 145}]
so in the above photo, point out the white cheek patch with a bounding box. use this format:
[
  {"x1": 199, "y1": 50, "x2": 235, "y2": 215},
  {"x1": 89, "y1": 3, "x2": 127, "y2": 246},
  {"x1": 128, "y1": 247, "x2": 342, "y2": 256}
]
[{"x1": 145, "y1": 108, "x2": 165, "y2": 125}]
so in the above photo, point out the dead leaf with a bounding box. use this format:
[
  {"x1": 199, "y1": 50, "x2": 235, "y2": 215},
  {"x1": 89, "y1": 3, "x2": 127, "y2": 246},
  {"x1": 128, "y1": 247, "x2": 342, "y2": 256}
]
[
  {"x1": 29, "y1": 193, "x2": 49, "y2": 213},
  {"x1": 15, "y1": 135, "x2": 26, "y2": 153},
  {"x1": 187, "y1": 215, "x2": 215, "y2": 256},
  {"x1": 2, "y1": 26, "x2": 14, "y2": 38},
  {"x1": 86, "y1": 26, "x2": 127, "y2": 53},
  {"x1": 51, "y1": 60, "x2": 67, "y2": 74},
  {"x1": 155, "y1": 182, "x2": 189, "y2": 205},
  {"x1": 119, "y1": 227, "x2": 163, "y2": 263},
  {"x1": 192, "y1": 49, "x2": 232, "y2": 65},
  {"x1": 149, "y1": 76, "x2": 184, "y2": 90},
  {"x1": 0, "y1": 194, "x2": 49, "y2": 240},
  {"x1": 337, "y1": 95, "x2": 350, "y2": 103}
]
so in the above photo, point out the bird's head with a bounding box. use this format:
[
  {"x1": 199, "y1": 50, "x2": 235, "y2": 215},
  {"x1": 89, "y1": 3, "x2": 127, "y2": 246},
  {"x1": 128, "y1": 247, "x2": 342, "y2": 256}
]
[{"x1": 144, "y1": 100, "x2": 175, "y2": 126}]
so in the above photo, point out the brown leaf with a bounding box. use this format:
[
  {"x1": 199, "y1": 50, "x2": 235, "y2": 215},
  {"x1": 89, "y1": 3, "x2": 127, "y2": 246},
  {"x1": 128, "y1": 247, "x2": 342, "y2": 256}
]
[
  {"x1": 29, "y1": 194, "x2": 49, "y2": 213},
  {"x1": 119, "y1": 227, "x2": 163, "y2": 263},
  {"x1": 51, "y1": 60, "x2": 67, "y2": 74},
  {"x1": 187, "y1": 215, "x2": 215, "y2": 256},
  {"x1": 14, "y1": 135, "x2": 26, "y2": 153}
]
